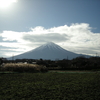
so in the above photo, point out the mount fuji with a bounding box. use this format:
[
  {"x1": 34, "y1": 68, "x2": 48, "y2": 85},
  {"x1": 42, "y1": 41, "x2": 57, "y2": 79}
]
[{"x1": 8, "y1": 42, "x2": 88, "y2": 60}]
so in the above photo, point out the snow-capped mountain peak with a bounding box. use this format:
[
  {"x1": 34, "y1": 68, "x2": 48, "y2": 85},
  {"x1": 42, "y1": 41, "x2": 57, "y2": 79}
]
[{"x1": 8, "y1": 42, "x2": 88, "y2": 60}]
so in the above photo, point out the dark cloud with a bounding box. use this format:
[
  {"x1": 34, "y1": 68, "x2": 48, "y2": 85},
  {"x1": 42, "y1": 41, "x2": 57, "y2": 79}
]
[{"x1": 23, "y1": 33, "x2": 68, "y2": 43}]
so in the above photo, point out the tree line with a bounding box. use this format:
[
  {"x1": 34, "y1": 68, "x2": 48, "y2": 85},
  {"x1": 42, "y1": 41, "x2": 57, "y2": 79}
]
[{"x1": 0, "y1": 56, "x2": 100, "y2": 70}]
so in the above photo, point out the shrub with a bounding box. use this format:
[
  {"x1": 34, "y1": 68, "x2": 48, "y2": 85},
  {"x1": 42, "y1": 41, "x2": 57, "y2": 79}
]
[{"x1": 0, "y1": 63, "x2": 48, "y2": 73}]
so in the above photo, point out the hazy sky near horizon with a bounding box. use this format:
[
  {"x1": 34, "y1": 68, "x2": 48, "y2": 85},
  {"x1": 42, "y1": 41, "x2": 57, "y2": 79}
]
[{"x1": 0, "y1": 0, "x2": 100, "y2": 57}]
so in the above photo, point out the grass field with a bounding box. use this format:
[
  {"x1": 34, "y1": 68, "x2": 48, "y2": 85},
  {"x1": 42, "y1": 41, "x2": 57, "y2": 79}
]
[{"x1": 0, "y1": 72, "x2": 100, "y2": 100}]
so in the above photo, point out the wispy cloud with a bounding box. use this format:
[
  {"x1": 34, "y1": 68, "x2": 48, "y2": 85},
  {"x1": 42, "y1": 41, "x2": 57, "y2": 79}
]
[{"x1": 0, "y1": 23, "x2": 100, "y2": 57}]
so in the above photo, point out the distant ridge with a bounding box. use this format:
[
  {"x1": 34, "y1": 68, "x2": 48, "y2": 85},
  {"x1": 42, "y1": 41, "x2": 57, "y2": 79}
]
[{"x1": 8, "y1": 42, "x2": 89, "y2": 60}]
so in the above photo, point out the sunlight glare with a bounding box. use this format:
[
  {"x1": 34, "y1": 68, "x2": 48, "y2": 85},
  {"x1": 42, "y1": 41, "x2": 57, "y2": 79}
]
[{"x1": 0, "y1": 0, "x2": 17, "y2": 8}]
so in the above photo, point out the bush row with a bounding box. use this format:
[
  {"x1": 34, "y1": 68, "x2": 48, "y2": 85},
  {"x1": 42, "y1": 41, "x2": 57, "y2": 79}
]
[{"x1": 0, "y1": 63, "x2": 48, "y2": 73}]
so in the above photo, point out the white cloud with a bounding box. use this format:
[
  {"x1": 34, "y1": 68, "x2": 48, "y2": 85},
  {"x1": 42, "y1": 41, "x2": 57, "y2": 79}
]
[{"x1": 0, "y1": 23, "x2": 100, "y2": 57}]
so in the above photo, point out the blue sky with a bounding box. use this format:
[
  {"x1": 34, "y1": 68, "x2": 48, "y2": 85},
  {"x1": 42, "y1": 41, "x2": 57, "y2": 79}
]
[{"x1": 0, "y1": 0, "x2": 100, "y2": 57}]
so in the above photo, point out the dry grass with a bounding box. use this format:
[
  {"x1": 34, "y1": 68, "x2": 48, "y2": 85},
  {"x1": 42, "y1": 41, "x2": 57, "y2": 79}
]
[{"x1": 0, "y1": 63, "x2": 48, "y2": 73}]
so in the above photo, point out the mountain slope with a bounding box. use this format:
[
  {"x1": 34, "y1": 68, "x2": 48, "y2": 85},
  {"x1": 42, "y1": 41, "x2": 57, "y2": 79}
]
[{"x1": 8, "y1": 42, "x2": 87, "y2": 60}]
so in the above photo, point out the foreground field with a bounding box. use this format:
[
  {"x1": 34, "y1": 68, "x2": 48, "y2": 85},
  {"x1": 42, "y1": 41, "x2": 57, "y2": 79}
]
[{"x1": 0, "y1": 72, "x2": 100, "y2": 100}]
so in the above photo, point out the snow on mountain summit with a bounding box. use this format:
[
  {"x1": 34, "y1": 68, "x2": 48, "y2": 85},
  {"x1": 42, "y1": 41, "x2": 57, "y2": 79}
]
[{"x1": 35, "y1": 42, "x2": 63, "y2": 51}]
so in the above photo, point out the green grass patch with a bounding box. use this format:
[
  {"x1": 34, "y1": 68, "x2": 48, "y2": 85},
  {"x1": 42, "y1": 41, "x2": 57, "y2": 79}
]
[{"x1": 0, "y1": 72, "x2": 100, "y2": 100}]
